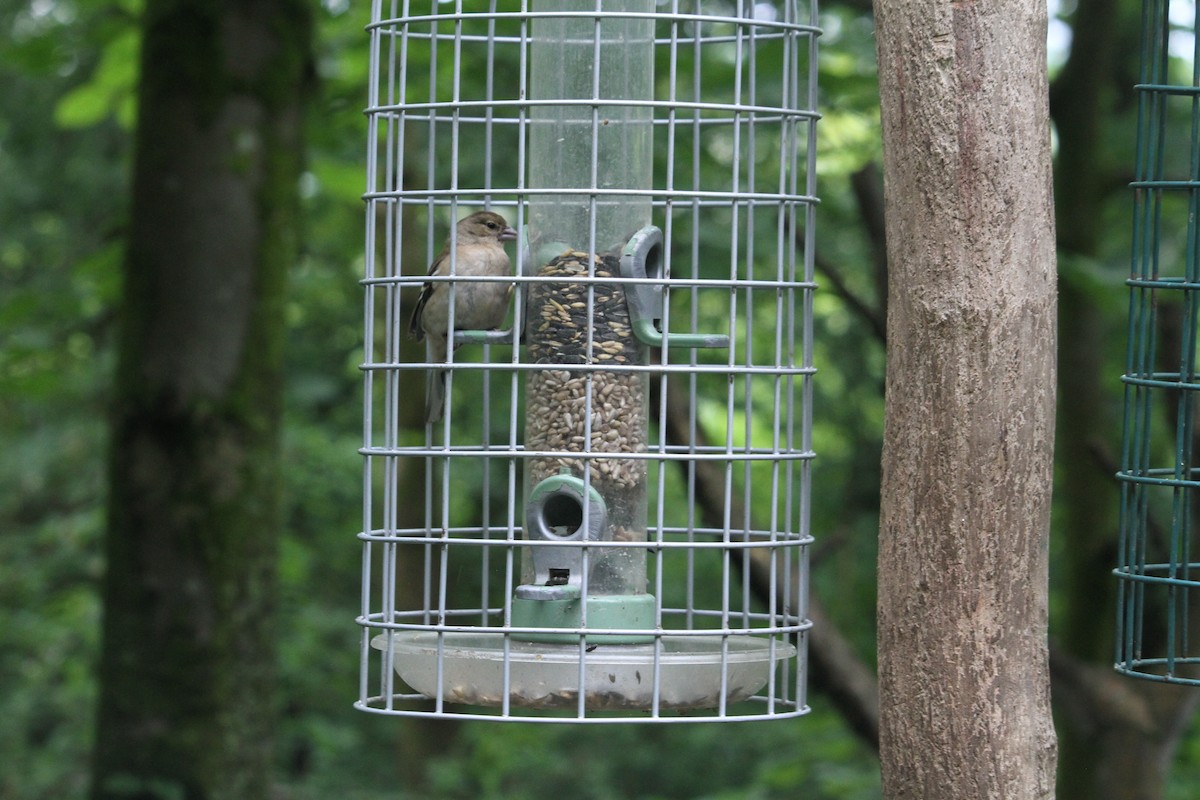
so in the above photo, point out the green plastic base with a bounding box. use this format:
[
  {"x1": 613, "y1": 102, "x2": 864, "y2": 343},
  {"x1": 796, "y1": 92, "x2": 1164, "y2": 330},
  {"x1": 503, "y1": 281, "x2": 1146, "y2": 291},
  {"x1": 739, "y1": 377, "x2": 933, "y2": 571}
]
[{"x1": 511, "y1": 593, "x2": 657, "y2": 644}]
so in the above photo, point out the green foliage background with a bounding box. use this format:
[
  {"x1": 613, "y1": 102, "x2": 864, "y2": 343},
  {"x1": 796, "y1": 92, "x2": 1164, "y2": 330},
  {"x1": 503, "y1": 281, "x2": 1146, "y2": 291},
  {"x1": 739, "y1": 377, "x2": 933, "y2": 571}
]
[{"x1": 1, "y1": 0, "x2": 1196, "y2": 797}]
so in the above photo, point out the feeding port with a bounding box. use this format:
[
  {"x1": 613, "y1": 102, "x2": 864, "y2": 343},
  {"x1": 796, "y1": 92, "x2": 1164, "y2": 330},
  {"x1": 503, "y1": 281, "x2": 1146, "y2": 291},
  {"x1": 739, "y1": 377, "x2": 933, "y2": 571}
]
[{"x1": 359, "y1": 2, "x2": 819, "y2": 721}]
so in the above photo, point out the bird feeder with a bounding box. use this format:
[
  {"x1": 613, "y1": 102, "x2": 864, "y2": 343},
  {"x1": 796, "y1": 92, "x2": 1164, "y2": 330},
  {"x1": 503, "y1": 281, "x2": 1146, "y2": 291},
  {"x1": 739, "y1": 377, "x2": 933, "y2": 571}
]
[
  {"x1": 1116, "y1": 0, "x2": 1200, "y2": 684},
  {"x1": 360, "y1": 2, "x2": 819, "y2": 720}
]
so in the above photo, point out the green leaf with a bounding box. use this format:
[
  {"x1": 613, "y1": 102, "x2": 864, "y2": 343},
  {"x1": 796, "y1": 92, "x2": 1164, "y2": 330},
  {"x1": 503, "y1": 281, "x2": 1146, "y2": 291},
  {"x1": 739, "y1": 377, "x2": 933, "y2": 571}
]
[{"x1": 54, "y1": 27, "x2": 140, "y2": 129}]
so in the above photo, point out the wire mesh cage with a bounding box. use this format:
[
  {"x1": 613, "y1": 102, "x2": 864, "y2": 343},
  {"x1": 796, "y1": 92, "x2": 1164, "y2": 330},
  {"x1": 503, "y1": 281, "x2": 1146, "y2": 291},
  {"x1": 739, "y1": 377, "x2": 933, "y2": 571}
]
[
  {"x1": 359, "y1": 1, "x2": 819, "y2": 720},
  {"x1": 1116, "y1": 0, "x2": 1200, "y2": 684}
]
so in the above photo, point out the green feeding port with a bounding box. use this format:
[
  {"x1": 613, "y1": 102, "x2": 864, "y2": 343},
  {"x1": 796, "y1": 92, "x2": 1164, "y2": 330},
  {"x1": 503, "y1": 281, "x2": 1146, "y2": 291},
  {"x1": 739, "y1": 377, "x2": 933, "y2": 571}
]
[{"x1": 1115, "y1": 0, "x2": 1200, "y2": 684}]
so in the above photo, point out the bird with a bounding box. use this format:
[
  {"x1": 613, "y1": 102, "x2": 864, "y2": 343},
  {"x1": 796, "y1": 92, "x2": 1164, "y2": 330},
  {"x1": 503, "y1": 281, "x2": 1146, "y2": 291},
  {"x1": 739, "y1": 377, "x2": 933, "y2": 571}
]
[{"x1": 409, "y1": 210, "x2": 517, "y2": 423}]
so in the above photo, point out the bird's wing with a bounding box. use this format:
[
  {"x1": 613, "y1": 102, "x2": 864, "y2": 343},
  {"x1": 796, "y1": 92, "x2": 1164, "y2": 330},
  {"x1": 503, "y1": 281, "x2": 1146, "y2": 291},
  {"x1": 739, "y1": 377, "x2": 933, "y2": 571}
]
[
  {"x1": 408, "y1": 284, "x2": 430, "y2": 341},
  {"x1": 408, "y1": 250, "x2": 448, "y2": 341}
]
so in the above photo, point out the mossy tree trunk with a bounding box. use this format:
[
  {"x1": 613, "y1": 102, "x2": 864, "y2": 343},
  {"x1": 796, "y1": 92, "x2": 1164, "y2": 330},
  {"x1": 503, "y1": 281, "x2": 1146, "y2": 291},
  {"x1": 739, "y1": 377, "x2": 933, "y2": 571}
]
[
  {"x1": 91, "y1": 2, "x2": 310, "y2": 798},
  {"x1": 873, "y1": 0, "x2": 1059, "y2": 796}
]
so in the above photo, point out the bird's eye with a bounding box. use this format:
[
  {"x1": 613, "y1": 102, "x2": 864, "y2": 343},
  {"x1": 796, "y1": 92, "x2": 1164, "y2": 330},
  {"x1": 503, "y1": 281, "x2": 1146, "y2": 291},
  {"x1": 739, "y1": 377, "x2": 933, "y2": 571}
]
[{"x1": 486, "y1": 221, "x2": 497, "y2": 229}]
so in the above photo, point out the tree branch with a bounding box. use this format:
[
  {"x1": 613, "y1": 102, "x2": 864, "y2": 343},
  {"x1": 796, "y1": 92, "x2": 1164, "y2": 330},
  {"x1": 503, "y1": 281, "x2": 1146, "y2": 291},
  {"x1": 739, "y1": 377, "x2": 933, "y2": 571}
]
[
  {"x1": 1049, "y1": 644, "x2": 1157, "y2": 734},
  {"x1": 795, "y1": 162, "x2": 889, "y2": 347},
  {"x1": 657, "y1": 375, "x2": 881, "y2": 750},
  {"x1": 813, "y1": 248, "x2": 887, "y2": 346},
  {"x1": 849, "y1": 161, "x2": 889, "y2": 325}
]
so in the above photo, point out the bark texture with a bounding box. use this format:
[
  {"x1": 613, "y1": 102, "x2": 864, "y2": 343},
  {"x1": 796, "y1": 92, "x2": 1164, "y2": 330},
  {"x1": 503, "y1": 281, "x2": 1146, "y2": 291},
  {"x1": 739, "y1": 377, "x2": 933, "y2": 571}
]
[
  {"x1": 873, "y1": 0, "x2": 1059, "y2": 797},
  {"x1": 91, "y1": 1, "x2": 310, "y2": 798}
]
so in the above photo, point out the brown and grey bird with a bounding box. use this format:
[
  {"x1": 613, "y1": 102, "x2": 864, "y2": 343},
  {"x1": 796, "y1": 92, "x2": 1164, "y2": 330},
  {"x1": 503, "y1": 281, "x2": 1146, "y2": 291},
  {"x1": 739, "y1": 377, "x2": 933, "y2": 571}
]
[{"x1": 409, "y1": 210, "x2": 517, "y2": 423}]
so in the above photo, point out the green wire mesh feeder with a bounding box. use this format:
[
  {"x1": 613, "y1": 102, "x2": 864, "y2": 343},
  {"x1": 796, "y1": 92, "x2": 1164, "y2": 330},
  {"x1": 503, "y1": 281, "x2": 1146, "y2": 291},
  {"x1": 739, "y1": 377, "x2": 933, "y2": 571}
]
[{"x1": 1116, "y1": 0, "x2": 1200, "y2": 683}]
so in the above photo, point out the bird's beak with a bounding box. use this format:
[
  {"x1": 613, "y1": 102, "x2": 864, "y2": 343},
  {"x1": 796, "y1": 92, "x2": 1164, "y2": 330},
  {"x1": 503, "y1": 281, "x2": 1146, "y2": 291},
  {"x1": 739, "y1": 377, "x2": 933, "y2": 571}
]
[{"x1": 500, "y1": 226, "x2": 518, "y2": 241}]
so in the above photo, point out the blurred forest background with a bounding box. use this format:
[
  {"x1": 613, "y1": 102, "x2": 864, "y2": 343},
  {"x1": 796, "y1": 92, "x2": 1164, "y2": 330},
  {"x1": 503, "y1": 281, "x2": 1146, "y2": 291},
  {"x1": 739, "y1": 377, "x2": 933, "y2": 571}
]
[{"x1": 3, "y1": 0, "x2": 1200, "y2": 797}]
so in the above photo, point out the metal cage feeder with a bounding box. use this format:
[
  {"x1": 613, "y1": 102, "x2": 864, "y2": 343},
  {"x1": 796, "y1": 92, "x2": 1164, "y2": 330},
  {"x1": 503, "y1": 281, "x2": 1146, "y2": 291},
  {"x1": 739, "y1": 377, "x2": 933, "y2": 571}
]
[
  {"x1": 359, "y1": 2, "x2": 819, "y2": 721},
  {"x1": 1116, "y1": 0, "x2": 1200, "y2": 684}
]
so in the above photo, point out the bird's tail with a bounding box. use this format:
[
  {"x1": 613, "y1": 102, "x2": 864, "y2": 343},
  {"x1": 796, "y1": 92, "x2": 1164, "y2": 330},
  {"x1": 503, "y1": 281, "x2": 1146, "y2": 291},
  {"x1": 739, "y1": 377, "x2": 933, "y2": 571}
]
[
  {"x1": 425, "y1": 369, "x2": 447, "y2": 424},
  {"x1": 424, "y1": 337, "x2": 448, "y2": 424}
]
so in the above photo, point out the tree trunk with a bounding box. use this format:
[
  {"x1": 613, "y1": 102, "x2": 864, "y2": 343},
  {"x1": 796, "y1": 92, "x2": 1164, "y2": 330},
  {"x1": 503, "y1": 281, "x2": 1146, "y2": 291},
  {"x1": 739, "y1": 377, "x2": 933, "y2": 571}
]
[
  {"x1": 91, "y1": 2, "x2": 310, "y2": 798},
  {"x1": 873, "y1": 0, "x2": 1058, "y2": 797},
  {"x1": 1049, "y1": 0, "x2": 1128, "y2": 667}
]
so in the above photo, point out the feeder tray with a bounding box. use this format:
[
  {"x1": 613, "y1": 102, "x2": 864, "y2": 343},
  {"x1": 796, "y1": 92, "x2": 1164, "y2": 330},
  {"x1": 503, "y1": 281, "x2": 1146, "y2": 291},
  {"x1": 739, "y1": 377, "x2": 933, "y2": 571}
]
[{"x1": 373, "y1": 632, "x2": 797, "y2": 711}]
